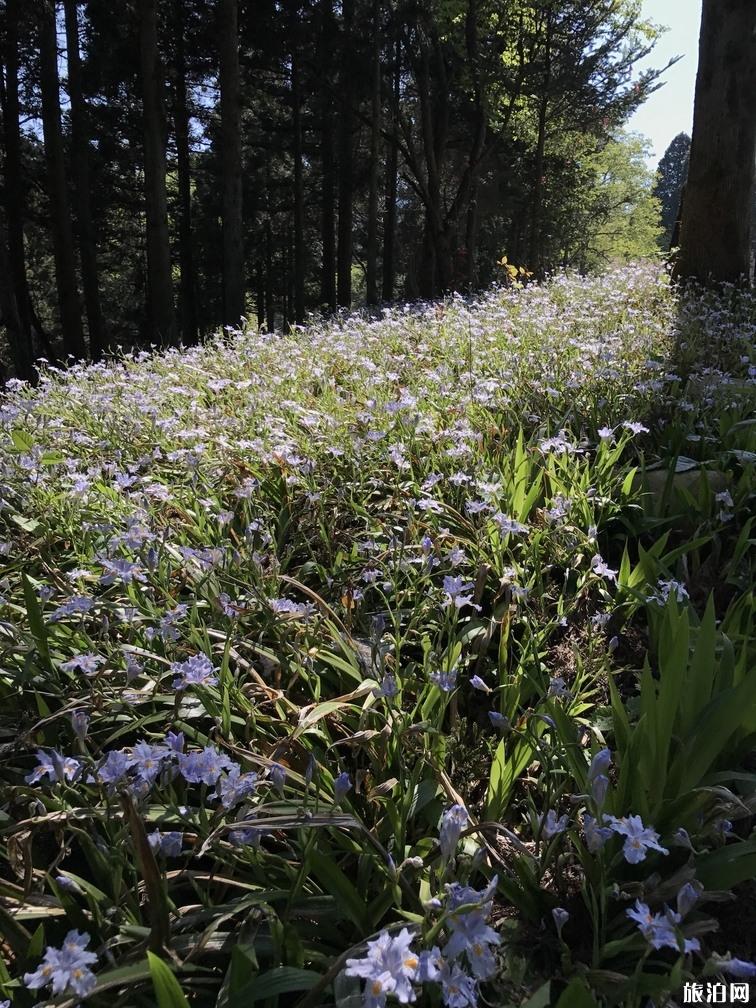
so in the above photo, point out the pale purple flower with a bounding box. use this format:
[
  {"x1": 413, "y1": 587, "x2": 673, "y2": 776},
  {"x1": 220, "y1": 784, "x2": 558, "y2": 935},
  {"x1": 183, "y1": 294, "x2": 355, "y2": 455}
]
[
  {"x1": 469, "y1": 675, "x2": 491, "y2": 694},
  {"x1": 647, "y1": 578, "x2": 689, "y2": 605},
  {"x1": 446, "y1": 546, "x2": 467, "y2": 566},
  {"x1": 99, "y1": 557, "x2": 147, "y2": 585},
  {"x1": 268, "y1": 597, "x2": 316, "y2": 618},
  {"x1": 269, "y1": 762, "x2": 287, "y2": 794},
  {"x1": 547, "y1": 676, "x2": 570, "y2": 700},
  {"x1": 416, "y1": 947, "x2": 443, "y2": 983},
  {"x1": 70, "y1": 709, "x2": 90, "y2": 741},
  {"x1": 24, "y1": 930, "x2": 98, "y2": 998},
  {"x1": 439, "y1": 804, "x2": 469, "y2": 859},
  {"x1": 441, "y1": 576, "x2": 479, "y2": 611},
  {"x1": 492, "y1": 513, "x2": 528, "y2": 536},
  {"x1": 334, "y1": 771, "x2": 352, "y2": 804},
  {"x1": 60, "y1": 652, "x2": 104, "y2": 676},
  {"x1": 171, "y1": 653, "x2": 219, "y2": 690},
  {"x1": 148, "y1": 831, "x2": 183, "y2": 857},
  {"x1": 179, "y1": 745, "x2": 235, "y2": 785},
  {"x1": 626, "y1": 900, "x2": 698, "y2": 953},
  {"x1": 444, "y1": 876, "x2": 500, "y2": 969},
  {"x1": 211, "y1": 765, "x2": 258, "y2": 809},
  {"x1": 540, "y1": 810, "x2": 569, "y2": 839},
  {"x1": 591, "y1": 554, "x2": 618, "y2": 583},
  {"x1": 430, "y1": 667, "x2": 458, "y2": 692},
  {"x1": 229, "y1": 827, "x2": 262, "y2": 847},
  {"x1": 714, "y1": 957, "x2": 756, "y2": 978},
  {"x1": 374, "y1": 673, "x2": 399, "y2": 698},
  {"x1": 55, "y1": 873, "x2": 83, "y2": 894},
  {"x1": 676, "y1": 882, "x2": 699, "y2": 918},
  {"x1": 345, "y1": 928, "x2": 420, "y2": 1006},
  {"x1": 552, "y1": 907, "x2": 569, "y2": 938},
  {"x1": 588, "y1": 748, "x2": 611, "y2": 781},
  {"x1": 604, "y1": 814, "x2": 668, "y2": 863},
  {"x1": 96, "y1": 748, "x2": 134, "y2": 784},
  {"x1": 488, "y1": 711, "x2": 510, "y2": 731},
  {"x1": 49, "y1": 596, "x2": 94, "y2": 621},
  {"x1": 438, "y1": 961, "x2": 478, "y2": 1007},
  {"x1": 26, "y1": 750, "x2": 80, "y2": 785},
  {"x1": 591, "y1": 774, "x2": 609, "y2": 807},
  {"x1": 164, "y1": 731, "x2": 185, "y2": 753},
  {"x1": 131, "y1": 740, "x2": 171, "y2": 784}
]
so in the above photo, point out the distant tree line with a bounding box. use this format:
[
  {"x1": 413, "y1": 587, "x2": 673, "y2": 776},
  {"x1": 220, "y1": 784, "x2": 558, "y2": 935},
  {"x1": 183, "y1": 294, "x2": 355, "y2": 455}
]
[{"x1": 0, "y1": 0, "x2": 667, "y2": 379}]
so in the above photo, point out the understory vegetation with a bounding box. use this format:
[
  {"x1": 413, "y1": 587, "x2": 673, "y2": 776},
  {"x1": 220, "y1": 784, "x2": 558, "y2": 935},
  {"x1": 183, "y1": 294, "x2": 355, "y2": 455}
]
[{"x1": 1, "y1": 263, "x2": 755, "y2": 1007}]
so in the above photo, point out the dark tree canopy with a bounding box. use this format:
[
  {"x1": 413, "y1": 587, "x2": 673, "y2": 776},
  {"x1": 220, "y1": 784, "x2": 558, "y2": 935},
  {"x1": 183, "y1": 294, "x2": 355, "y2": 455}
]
[
  {"x1": 653, "y1": 132, "x2": 689, "y2": 251},
  {"x1": 0, "y1": 0, "x2": 674, "y2": 377}
]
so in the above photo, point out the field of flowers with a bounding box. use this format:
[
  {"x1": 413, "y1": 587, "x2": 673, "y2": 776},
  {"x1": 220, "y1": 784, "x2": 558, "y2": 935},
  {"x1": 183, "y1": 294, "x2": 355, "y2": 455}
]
[{"x1": 0, "y1": 262, "x2": 755, "y2": 1008}]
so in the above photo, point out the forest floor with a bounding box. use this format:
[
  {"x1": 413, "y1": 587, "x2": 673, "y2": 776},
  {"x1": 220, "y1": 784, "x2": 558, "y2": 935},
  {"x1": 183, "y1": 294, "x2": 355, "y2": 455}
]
[{"x1": 1, "y1": 262, "x2": 755, "y2": 1007}]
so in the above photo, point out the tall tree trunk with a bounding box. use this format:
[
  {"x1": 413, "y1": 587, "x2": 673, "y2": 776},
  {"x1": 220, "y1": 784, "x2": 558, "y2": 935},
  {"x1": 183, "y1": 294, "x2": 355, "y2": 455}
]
[
  {"x1": 319, "y1": 0, "x2": 336, "y2": 311},
  {"x1": 1, "y1": 0, "x2": 35, "y2": 354},
  {"x1": 283, "y1": 227, "x2": 292, "y2": 330},
  {"x1": 464, "y1": 177, "x2": 478, "y2": 290},
  {"x1": 265, "y1": 216, "x2": 274, "y2": 332},
  {"x1": 63, "y1": 0, "x2": 105, "y2": 360},
  {"x1": 460, "y1": 0, "x2": 485, "y2": 289},
  {"x1": 365, "y1": 0, "x2": 381, "y2": 305},
  {"x1": 336, "y1": 0, "x2": 354, "y2": 308},
  {"x1": 39, "y1": 0, "x2": 86, "y2": 359},
  {"x1": 290, "y1": 3, "x2": 305, "y2": 324},
  {"x1": 219, "y1": 0, "x2": 245, "y2": 325},
  {"x1": 676, "y1": 0, "x2": 756, "y2": 285},
  {"x1": 138, "y1": 0, "x2": 177, "y2": 346},
  {"x1": 415, "y1": 23, "x2": 452, "y2": 295},
  {"x1": 527, "y1": 5, "x2": 552, "y2": 275},
  {"x1": 0, "y1": 201, "x2": 35, "y2": 381},
  {"x1": 382, "y1": 23, "x2": 400, "y2": 302},
  {"x1": 255, "y1": 259, "x2": 265, "y2": 328},
  {"x1": 173, "y1": 0, "x2": 199, "y2": 344}
]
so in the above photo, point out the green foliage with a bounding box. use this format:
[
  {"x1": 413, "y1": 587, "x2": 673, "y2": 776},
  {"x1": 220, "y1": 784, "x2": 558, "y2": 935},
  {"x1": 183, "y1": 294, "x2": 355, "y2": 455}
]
[
  {"x1": 653, "y1": 132, "x2": 691, "y2": 249},
  {"x1": 0, "y1": 266, "x2": 755, "y2": 1006},
  {"x1": 573, "y1": 132, "x2": 664, "y2": 269}
]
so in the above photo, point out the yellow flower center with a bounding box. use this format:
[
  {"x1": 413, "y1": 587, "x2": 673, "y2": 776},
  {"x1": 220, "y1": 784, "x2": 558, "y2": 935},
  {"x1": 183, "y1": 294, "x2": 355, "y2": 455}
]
[{"x1": 404, "y1": 957, "x2": 418, "y2": 970}]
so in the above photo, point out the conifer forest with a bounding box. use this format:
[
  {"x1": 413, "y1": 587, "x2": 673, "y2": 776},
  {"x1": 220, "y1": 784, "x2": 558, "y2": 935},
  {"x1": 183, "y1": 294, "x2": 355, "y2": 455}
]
[{"x1": 0, "y1": 2, "x2": 755, "y2": 1006}]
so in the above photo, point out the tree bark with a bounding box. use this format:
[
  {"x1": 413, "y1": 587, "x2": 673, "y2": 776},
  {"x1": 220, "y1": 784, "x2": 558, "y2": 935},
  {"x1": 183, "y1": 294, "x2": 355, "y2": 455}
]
[
  {"x1": 527, "y1": 5, "x2": 552, "y2": 275},
  {"x1": 1, "y1": 0, "x2": 35, "y2": 354},
  {"x1": 319, "y1": 0, "x2": 337, "y2": 311},
  {"x1": 365, "y1": 0, "x2": 381, "y2": 305},
  {"x1": 219, "y1": 0, "x2": 245, "y2": 325},
  {"x1": 290, "y1": 3, "x2": 305, "y2": 324},
  {"x1": 138, "y1": 0, "x2": 177, "y2": 346},
  {"x1": 39, "y1": 0, "x2": 86, "y2": 359},
  {"x1": 676, "y1": 0, "x2": 756, "y2": 285},
  {"x1": 255, "y1": 259, "x2": 265, "y2": 328},
  {"x1": 0, "y1": 198, "x2": 35, "y2": 381},
  {"x1": 63, "y1": 0, "x2": 105, "y2": 360},
  {"x1": 265, "y1": 216, "x2": 274, "y2": 332},
  {"x1": 336, "y1": 0, "x2": 354, "y2": 308},
  {"x1": 414, "y1": 19, "x2": 453, "y2": 295},
  {"x1": 173, "y1": 0, "x2": 199, "y2": 344},
  {"x1": 382, "y1": 22, "x2": 400, "y2": 302}
]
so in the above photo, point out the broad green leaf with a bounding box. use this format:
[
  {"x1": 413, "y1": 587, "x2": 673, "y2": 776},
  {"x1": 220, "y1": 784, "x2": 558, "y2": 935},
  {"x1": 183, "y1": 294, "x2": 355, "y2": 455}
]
[
  {"x1": 226, "y1": 966, "x2": 320, "y2": 1007},
  {"x1": 148, "y1": 952, "x2": 190, "y2": 1008}
]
